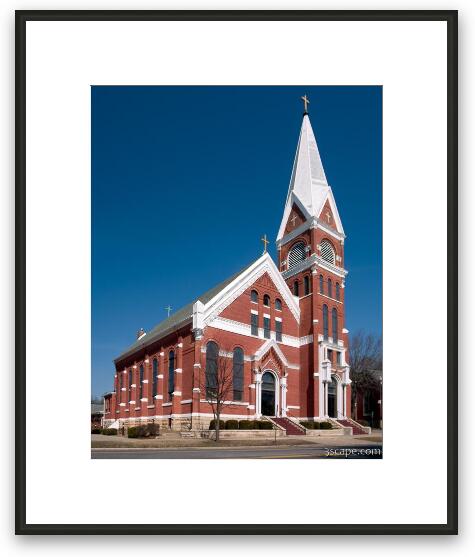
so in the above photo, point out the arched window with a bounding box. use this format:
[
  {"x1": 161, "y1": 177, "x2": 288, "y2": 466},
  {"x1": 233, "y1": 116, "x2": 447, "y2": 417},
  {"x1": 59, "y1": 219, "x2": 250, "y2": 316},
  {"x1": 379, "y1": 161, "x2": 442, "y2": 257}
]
[
  {"x1": 336, "y1": 282, "x2": 340, "y2": 301},
  {"x1": 128, "y1": 368, "x2": 132, "y2": 401},
  {"x1": 205, "y1": 341, "x2": 218, "y2": 398},
  {"x1": 320, "y1": 240, "x2": 336, "y2": 264},
  {"x1": 323, "y1": 304, "x2": 329, "y2": 340},
  {"x1": 139, "y1": 364, "x2": 144, "y2": 400},
  {"x1": 304, "y1": 275, "x2": 310, "y2": 295},
  {"x1": 263, "y1": 294, "x2": 270, "y2": 307},
  {"x1": 293, "y1": 280, "x2": 299, "y2": 296},
  {"x1": 168, "y1": 351, "x2": 175, "y2": 400},
  {"x1": 152, "y1": 358, "x2": 158, "y2": 400},
  {"x1": 275, "y1": 298, "x2": 282, "y2": 311},
  {"x1": 319, "y1": 274, "x2": 324, "y2": 294},
  {"x1": 233, "y1": 347, "x2": 244, "y2": 401},
  {"x1": 332, "y1": 308, "x2": 338, "y2": 343},
  {"x1": 328, "y1": 278, "x2": 333, "y2": 298},
  {"x1": 250, "y1": 289, "x2": 258, "y2": 303},
  {"x1": 118, "y1": 374, "x2": 122, "y2": 403},
  {"x1": 288, "y1": 241, "x2": 306, "y2": 269}
]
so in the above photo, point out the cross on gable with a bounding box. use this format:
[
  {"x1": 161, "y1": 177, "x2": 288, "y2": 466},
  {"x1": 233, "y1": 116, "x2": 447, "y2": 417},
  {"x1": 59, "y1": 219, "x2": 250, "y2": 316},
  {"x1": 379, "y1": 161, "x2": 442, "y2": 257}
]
[
  {"x1": 325, "y1": 210, "x2": 332, "y2": 223},
  {"x1": 290, "y1": 213, "x2": 297, "y2": 227}
]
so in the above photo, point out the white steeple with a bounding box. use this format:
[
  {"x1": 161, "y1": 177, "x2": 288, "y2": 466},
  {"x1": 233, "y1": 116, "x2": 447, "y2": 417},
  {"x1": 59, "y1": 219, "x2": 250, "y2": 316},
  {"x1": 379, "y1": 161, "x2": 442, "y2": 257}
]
[{"x1": 277, "y1": 112, "x2": 344, "y2": 241}]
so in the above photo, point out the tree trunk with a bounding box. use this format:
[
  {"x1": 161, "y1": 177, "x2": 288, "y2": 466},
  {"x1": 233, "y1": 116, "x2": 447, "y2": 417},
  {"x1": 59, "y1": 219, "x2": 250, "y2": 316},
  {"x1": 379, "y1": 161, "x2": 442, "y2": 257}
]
[{"x1": 215, "y1": 410, "x2": 220, "y2": 442}]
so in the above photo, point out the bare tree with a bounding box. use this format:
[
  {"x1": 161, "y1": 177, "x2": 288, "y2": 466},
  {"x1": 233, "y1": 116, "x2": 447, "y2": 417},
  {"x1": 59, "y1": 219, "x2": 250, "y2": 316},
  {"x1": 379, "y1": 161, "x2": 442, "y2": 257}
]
[
  {"x1": 200, "y1": 342, "x2": 235, "y2": 442},
  {"x1": 349, "y1": 331, "x2": 382, "y2": 404}
]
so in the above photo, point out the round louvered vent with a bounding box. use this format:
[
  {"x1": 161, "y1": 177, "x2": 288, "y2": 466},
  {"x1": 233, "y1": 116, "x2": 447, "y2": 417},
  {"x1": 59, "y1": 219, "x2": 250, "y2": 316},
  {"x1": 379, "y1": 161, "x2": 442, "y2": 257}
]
[
  {"x1": 288, "y1": 242, "x2": 306, "y2": 269},
  {"x1": 320, "y1": 240, "x2": 335, "y2": 264}
]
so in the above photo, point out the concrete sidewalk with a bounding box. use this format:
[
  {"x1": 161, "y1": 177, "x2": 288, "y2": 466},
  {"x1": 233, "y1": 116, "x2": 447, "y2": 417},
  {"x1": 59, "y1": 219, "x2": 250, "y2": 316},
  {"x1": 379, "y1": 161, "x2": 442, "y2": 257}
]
[{"x1": 91, "y1": 431, "x2": 383, "y2": 450}]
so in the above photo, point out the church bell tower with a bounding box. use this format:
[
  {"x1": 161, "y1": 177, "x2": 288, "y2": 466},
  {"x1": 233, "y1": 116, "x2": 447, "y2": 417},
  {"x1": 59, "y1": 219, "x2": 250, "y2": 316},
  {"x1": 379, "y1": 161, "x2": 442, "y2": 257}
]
[{"x1": 276, "y1": 97, "x2": 351, "y2": 419}]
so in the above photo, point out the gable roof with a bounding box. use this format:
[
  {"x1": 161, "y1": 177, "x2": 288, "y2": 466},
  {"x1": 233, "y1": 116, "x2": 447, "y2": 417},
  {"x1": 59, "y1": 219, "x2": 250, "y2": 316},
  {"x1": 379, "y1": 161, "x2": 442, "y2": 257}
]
[{"x1": 114, "y1": 262, "x2": 253, "y2": 363}]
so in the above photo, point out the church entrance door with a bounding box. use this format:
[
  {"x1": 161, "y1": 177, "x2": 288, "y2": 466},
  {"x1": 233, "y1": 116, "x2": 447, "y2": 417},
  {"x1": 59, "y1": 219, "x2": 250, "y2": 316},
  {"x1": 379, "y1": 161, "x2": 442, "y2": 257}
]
[
  {"x1": 328, "y1": 377, "x2": 337, "y2": 418},
  {"x1": 261, "y1": 372, "x2": 276, "y2": 416}
]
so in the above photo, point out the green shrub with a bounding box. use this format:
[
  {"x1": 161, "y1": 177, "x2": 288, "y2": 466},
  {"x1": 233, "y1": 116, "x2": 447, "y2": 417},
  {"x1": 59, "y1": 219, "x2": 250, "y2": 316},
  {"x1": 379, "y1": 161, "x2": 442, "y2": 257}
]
[
  {"x1": 102, "y1": 428, "x2": 118, "y2": 435},
  {"x1": 146, "y1": 423, "x2": 159, "y2": 437},
  {"x1": 238, "y1": 420, "x2": 252, "y2": 430},
  {"x1": 300, "y1": 421, "x2": 314, "y2": 430},
  {"x1": 91, "y1": 427, "x2": 102, "y2": 434},
  {"x1": 225, "y1": 420, "x2": 239, "y2": 430},
  {"x1": 127, "y1": 426, "x2": 139, "y2": 438},
  {"x1": 258, "y1": 421, "x2": 273, "y2": 430},
  {"x1": 209, "y1": 419, "x2": 225, "y2": 430},
  {"x1": 319, "y1": 421, "x2": 333, "y2": 430}
]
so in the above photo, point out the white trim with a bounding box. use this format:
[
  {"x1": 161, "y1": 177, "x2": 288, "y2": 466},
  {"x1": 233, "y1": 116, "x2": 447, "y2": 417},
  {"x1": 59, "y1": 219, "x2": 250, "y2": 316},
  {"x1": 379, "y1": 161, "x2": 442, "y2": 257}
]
[
  {"x1": 175, "y1": 368, "x2": 183, "y2": 373},
  {"x1": 181, "y1": 399, "x2": 192, "y2": 404},
  {"x1": 157, "y1": 374, "x2": 163, "y2": 379},
  {"x1": 251, "y1": 309, "x2": 258, "y2": 315},
  {"x1": 208, "y1": 317, "x2": 312, "y2": 348},
  {"x1": 263, "y1": 313, "x2": 270, "y2": 319},
  {"x1": 162, "y1": 402, "x2": 172, "y2": 407},
  {"x1": 286, "y1": 405, "x2": 301, "y2": 410},
  {"x1": 202, "y1": 253, "x2": 300, "y2": 324},
  {"x1": 173, "y1": 391, "x2": 182, "y2": 396},
  {"x1": 142, "y1": 379, "x2": 149, "y2": 384},
  {"x1": 275, "y1": 316, "x2": 282, "y2": 322}
]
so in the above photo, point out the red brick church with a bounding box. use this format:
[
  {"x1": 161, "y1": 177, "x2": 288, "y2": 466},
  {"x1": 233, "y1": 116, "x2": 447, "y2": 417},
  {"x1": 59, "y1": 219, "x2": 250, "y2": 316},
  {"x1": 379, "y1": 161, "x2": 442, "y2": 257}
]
[{"x1": 103, "y1": 101, "x2": 352, "y2": 431}]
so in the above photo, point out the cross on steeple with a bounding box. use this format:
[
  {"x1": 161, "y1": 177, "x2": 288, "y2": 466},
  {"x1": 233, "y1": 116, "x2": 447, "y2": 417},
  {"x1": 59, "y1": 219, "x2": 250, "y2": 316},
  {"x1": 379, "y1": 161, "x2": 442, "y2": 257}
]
[
  {"x1": 290, "y1": 213, "x2": 298, "y2": 227},
  {"x1": 165, "y1": 305, "x2": 173, "y2": 317},
  {"x1": 261, "y1": 234, "x2": 269, "y2": 254},
  {"x1": 301, "y1": 94, "x2": 310, "y2": 114}
]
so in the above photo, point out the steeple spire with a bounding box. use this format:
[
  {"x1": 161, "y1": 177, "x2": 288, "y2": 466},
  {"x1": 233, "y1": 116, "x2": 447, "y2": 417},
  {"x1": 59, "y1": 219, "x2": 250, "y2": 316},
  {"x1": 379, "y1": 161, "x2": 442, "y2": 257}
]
[{"x1": 276, "y1": 106, "x2": 345, "y2": 242}]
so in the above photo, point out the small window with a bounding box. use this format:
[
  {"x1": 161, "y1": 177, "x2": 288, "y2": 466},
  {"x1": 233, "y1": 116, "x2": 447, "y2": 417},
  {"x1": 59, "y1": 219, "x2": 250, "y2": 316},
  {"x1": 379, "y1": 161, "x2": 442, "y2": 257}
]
[
  {"x1": 288, "y1": 241, "x2": 306, "y2": 269},
  {"x1": 250, "y1": 290, "x2": 258, "y2": 303},
  {"x1": 275, "y1": 298, "x2": 282, "y2": 311},
  {"x1": 263, "y1": 294, "x2": 270, "y2": 307},
  {"x1": 304, "y1": 275, "x2": 310, "y2": 295},
  {"x1": 336, "y1": 282, "x2": 340, "y2": 301},
  {"x1": 152, "y1": 358, "x2": 158, "y2": 400},
  {"x1": 139, "y1": 365, "x2": 144, "y2": 400},
  {"x1": 323, "y1": 304, "x2": 329, "y2": 340},
  {"x1": 320, "y1": 240, "x2": 336, "y2": 264},
  {"x1": 332, "y1": 308, "x2": 338, "y2": 343},
  {"x1": 128, "y1": 368, "x2": 132, "y2": 401},
  {"x1": 293, "y1": 280, "x2": 299, "y2": 296},
  {"x1": 251, "y1": 313, "x2": 258, "y2": 336},
  {"x1": 328, "y1": 278, "x2": 333, "y2": 299},
  {"x1": 205, "y1": 342, "x2": 218, "y2": 398},
  {"x1": 168, "y1": 351, "x2": 175, "y2": 400},
  {"x1": 319, "y1": 274, "x2": 324, "y2": 294},
  {"x1": 336, "y1": 351, "x2": 342, "y2": 366},
  {"x1": 275, "y1": 320, "x2": 282, "y2": 342},
  {"x1": 233, "y1": 347, "x2": 244, "y2": 401},
  {"x1": 263, "y1": 316, "x2": 271, "y2": 339}
]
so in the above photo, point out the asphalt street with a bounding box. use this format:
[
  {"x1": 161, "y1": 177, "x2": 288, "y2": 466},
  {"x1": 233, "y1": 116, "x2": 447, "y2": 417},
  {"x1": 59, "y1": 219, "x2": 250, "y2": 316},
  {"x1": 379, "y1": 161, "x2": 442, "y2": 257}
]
[{"x1": 91, "y1": 444, "x2": 382, "y2": 459}]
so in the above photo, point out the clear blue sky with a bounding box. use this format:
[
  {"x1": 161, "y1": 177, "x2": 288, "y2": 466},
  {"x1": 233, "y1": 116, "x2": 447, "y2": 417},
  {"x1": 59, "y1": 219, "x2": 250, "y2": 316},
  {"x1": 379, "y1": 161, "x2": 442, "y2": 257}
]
[{"x1": 92, "y1": 86, "x2": 382, "y2": 398}]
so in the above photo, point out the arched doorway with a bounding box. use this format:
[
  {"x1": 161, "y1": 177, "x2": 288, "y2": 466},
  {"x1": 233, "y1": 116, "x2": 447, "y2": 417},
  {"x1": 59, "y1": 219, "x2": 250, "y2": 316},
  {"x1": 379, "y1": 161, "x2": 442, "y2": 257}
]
[
  {"x1": 328, "y1": 377, "x2": 338, "y2": 418},
  {"x1": 261, "y1": 372, "x2": 276, "y2": 416}
]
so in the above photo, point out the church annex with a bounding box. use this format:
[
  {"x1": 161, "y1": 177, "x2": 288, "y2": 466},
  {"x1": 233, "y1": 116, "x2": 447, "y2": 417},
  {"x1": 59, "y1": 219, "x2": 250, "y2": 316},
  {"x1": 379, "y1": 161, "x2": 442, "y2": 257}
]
[{"x1": 103, "y1": 102, "x2": 352, "y2": 431}]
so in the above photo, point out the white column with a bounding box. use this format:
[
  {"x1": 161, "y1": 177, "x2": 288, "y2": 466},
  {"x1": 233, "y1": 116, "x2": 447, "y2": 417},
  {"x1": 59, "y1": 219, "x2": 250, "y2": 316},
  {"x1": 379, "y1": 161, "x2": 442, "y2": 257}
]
[
  {"x1": 281, "y1": 377, "x2": 287, "y2": 417},
  {"x1": 255, "y1": 372, "x2": 262, "y2": 418}
]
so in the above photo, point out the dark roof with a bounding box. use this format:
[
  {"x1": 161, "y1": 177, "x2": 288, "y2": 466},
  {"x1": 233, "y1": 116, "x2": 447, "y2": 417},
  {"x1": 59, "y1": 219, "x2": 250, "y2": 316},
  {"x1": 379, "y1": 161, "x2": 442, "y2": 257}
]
[{"x1": 114, "y1": 262, "x2": 253, "y2": 363}]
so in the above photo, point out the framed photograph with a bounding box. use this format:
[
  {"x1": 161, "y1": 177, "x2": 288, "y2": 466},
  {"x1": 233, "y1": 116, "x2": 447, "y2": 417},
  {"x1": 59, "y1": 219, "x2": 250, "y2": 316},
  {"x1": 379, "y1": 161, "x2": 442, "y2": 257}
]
[{"x1": 16, "y1": 10, "x2": 457, "y2": 534}]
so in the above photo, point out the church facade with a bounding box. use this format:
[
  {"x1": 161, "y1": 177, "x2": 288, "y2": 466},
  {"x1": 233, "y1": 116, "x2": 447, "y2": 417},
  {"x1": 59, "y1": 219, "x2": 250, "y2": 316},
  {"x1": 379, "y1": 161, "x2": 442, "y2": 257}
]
[{"x1": 103, "y1": 107, "x2": 351, "y2": 430}]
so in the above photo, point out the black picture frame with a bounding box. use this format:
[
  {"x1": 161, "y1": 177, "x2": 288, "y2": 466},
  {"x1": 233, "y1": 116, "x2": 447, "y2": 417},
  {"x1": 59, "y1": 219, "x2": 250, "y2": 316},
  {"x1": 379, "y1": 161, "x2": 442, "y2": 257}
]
[{"x1": 15, "y1": 9, "x2": 458, "y2": 535}]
